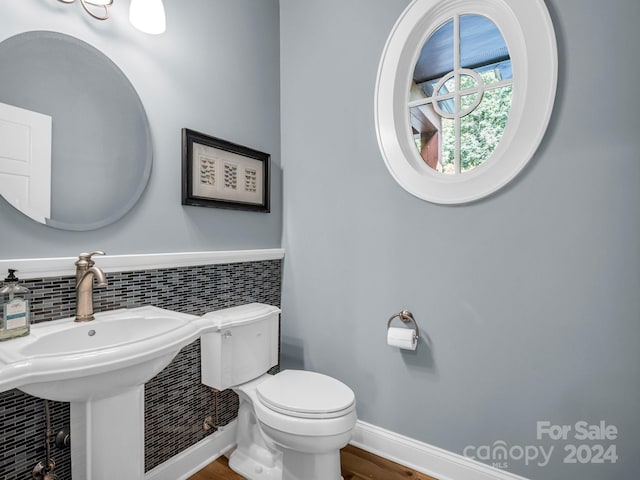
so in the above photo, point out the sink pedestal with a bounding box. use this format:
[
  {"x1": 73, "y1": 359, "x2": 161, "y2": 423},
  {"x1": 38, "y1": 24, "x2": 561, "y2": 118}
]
[{"x1": 70, "y1": 386, "x2": 145, "y2": 480}]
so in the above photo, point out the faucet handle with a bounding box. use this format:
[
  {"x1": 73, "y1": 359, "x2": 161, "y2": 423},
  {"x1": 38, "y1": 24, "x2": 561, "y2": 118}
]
[{"x1": 77, "y1": 251, "x2": 106, "y2": 267}]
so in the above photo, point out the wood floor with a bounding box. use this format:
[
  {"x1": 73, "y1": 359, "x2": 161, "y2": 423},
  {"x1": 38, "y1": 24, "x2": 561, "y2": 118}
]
[{"x1": 188, "y1": 444, "x2": 437, "y2": 480}]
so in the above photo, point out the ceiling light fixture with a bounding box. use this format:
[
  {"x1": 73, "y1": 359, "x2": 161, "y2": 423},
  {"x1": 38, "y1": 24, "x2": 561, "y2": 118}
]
[{"x1": 57, "y1": 0, "x2": 166, "y2": 34}]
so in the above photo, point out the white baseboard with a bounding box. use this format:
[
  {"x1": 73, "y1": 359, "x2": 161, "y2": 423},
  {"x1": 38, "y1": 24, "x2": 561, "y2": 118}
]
[
  {"x1": 351, "y1": 421, "x2": 529, "y2": 480},
  {"x1": 145, "y1": 421, "x2": 237, "y2": 480},
  {"x1": 144, "y1": 418, "x2": 529, "y2": 480}
]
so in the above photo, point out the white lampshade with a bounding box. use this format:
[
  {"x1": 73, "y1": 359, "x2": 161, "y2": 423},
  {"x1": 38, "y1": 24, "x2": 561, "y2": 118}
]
[{"x1": 129, "y1": 0, "x2": 166, "y2": 35}]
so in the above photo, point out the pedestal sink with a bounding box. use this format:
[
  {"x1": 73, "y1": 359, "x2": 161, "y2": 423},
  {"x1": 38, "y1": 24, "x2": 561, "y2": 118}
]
[{"x1": 0, "y1": 306, "x2": 202, "y2": 480}]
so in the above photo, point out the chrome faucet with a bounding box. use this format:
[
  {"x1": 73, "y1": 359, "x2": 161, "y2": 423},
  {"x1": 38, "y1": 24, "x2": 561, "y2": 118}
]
[{"x1": 74, "y1": 251, "x2": 108, "y2": 322}]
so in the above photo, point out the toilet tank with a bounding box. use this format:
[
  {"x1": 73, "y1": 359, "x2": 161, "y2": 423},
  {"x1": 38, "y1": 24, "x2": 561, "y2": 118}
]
[{"x1": 201, "y1": 303, "x2": 280, "y2": 391}]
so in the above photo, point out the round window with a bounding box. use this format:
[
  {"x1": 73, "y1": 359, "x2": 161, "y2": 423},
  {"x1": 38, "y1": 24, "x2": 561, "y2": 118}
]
[{"x1": 375, "y1": 0, "x2": 557, "y2": 204}]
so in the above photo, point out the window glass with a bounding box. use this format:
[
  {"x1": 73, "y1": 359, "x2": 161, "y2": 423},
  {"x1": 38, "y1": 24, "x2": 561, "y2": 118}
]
[{"x1": 410, "y1": 14, "x2": 513, "y2": 174}]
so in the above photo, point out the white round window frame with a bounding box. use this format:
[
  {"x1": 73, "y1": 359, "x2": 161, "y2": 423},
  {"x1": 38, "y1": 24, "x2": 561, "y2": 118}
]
[{"x1": 375, "y1": 0, "x2": 558, "y2": 204}]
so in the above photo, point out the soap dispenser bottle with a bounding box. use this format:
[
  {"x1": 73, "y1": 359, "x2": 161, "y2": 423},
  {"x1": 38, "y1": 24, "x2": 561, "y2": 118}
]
[{"x1": 0, "y1": 269, "x2": 31, "y2": 341}]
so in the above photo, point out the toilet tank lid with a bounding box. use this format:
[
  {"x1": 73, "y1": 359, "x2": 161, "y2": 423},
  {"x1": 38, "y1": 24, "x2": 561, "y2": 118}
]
[{"x1": 202, "y1": 303, "x2": 281, "y2": 329}]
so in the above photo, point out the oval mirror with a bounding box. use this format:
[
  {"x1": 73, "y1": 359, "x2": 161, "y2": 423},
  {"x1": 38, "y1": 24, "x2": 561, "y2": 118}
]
[{"x1": 0, "y1": 31, "x2": 152, "y2": 230}]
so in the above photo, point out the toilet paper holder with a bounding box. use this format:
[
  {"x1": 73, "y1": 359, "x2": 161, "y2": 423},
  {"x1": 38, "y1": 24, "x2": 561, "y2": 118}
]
[{"x1": 387, "y1": 310, "x2": 419, "y2": 339}]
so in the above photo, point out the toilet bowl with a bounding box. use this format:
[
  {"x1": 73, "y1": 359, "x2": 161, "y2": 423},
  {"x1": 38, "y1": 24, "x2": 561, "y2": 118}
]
[
  {"x1": 232, "y1": 370, "x2": 357, "y2": 480},
  {"x1": 200, "y1": 304, "x2": 357, "y2": 480}
]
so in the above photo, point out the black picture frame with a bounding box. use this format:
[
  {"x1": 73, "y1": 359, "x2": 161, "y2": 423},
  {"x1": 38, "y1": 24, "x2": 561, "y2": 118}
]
[{"x1": 182, "y1": 128, "x2": 270, "y2": 212}]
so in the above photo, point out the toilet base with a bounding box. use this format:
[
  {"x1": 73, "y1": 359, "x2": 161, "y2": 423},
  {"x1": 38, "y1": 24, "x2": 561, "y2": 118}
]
[
  {"x1": 229, "y1": 395, "x2": 283, "y2": 480},
  {"x1": 229, "y1": 447, "x2": 282, "y2": 480},
  {"x1": 282, "y1": 448, "x2": 343, "y2": 480}
]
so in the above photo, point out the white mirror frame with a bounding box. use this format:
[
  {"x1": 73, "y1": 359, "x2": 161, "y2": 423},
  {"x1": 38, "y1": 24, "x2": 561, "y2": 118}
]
[{"x1": 375, "y1": 0, "x2": 557, "y2": 204}]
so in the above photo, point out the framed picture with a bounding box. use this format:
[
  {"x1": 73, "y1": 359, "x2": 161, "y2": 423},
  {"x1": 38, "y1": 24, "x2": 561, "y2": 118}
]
[{"x1": 182, "y1": 128, "x2": 270, "y2": 212}]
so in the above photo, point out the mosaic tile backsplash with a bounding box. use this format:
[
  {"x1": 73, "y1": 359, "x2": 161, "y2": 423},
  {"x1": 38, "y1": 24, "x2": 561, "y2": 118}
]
[{"x1": 0, "y1": 259, "x2": 282, "y2": 479}]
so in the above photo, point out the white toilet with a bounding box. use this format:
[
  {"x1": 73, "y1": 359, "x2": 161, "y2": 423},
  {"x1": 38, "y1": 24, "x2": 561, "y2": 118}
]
[{"x1": 200, "y1": 303, "x2": 357, "y2": 480}]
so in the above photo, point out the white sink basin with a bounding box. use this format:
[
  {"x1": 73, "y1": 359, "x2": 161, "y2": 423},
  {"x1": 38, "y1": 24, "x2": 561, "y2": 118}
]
[{"x1": 0, "y1": 306, "x2": 200, "y2": 401}]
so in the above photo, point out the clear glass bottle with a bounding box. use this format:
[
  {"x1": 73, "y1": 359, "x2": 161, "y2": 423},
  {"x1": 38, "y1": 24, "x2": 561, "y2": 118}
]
[{"x1": 0, "y1": 269, "x2": 31, "y2": 341}]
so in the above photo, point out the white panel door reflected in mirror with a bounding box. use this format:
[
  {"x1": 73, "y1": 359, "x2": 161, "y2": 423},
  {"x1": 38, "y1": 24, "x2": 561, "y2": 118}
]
[{"x1": 0, "y1": 102, "x2": 51, "y2": 224}]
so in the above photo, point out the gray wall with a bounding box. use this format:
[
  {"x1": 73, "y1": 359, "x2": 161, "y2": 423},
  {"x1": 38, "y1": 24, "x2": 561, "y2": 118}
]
[
  {"x1": 280, "y1": 1, "x2": 640, "y2": 479},
  {"x1": 0, "y1": 0, "x2": 281, "y2": 258}
]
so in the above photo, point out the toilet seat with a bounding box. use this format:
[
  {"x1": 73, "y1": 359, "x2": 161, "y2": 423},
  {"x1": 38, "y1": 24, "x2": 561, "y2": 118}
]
[{"x1": 256, "y1": 370, "x2": 355, "y2": 419}]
